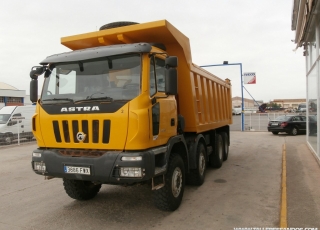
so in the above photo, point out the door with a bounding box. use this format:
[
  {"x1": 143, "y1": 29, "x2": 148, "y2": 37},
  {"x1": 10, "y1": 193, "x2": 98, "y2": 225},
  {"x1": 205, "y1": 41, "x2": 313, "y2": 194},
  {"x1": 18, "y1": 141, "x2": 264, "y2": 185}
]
[{"x1": 149, "y1": 56, "x2": 177, "y2": 146}]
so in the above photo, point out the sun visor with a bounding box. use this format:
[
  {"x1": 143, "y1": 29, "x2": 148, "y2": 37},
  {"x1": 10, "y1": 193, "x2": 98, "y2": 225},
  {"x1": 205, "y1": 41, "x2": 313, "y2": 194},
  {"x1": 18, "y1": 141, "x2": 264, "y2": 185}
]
[{"x1": 40, "y1": 43, "x2": 152, "y2": 65}]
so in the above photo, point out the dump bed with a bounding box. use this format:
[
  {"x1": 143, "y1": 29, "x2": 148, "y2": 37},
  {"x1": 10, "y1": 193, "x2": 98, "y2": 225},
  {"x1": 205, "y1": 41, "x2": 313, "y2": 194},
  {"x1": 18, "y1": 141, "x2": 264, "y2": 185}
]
[{"x1": 60, "y1": 20, "x2": 232, "y2": 133}]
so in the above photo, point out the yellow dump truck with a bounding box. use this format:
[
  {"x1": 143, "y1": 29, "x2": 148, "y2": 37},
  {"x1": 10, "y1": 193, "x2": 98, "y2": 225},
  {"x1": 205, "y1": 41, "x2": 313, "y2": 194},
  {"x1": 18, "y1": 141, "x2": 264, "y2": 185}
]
[{"x1": 29, "y1": 20, "x2": 232, "y2": 211}]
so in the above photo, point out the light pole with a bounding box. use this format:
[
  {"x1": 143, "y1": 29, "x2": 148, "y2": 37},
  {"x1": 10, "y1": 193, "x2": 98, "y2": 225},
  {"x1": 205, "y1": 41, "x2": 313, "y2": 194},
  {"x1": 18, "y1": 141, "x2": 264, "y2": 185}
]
[{"x1": 200, "y1": 62, "x2": 244, "y2": 131}]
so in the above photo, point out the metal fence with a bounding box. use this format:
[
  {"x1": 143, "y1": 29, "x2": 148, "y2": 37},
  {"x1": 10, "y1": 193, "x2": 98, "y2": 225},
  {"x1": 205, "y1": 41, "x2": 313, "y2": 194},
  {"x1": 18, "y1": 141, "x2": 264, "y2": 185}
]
[
  {"x1": 0, "y1": 136, "x2": 36, "y2": 147},
  {"x1": 231, "y1": 113, "x2": 296, "y2": 131},
  {"x1": 0, "y1": 112, "x2": 301, "y2": 148}
]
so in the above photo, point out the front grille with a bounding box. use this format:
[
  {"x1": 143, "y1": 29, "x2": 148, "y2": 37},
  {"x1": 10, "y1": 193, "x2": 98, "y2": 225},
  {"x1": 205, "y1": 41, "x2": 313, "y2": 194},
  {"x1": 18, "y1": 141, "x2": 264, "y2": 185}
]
[
  {"x1": 59, "y1": 149, "x2": 105, "y2": 157},
  {"x1": 52, "y1": 120, "x2": 111, "y2": 144}
]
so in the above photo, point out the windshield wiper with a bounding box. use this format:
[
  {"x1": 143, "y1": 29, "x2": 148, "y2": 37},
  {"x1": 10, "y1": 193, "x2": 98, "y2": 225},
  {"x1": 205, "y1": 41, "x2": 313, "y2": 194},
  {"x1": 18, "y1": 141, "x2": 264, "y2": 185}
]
[
  {"x1": 74, "y1": 93, "x2": 113, "y2": 103},
  {"x1": 42, "y1": 98, "x2": 74, "y2": 102}
]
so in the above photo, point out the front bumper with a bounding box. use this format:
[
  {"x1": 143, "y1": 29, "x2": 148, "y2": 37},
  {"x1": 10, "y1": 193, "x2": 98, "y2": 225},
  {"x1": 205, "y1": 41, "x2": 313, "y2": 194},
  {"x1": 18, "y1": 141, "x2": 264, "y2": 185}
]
[{"x1": 31, "y1": 147, "x2": 166, "y2": 184}]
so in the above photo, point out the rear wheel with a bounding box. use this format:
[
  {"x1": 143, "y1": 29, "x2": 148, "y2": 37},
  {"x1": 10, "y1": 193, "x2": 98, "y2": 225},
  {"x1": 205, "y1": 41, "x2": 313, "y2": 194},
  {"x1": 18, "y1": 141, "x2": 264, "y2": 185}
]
[
  {"x1": 290, "y1": 127, "x2": 298, "y2": 136},
  {"x1": 63, "y1": 179, "x2": 101, "y2": 200},
  {"x1": 221, "y1": 132, "x2": 229, "y2": 161},
  {"x1": 154, "y1": 153, "x2": 185, "y2": 211},
  {"x1": 272, "y1": 131, "x2": 279, "y2": 135},
  {"x1": 209, "y1": 134, "x2": 223, "y2": 168},
  {"x1": 186, "y1": 142, "x2": 206, "y2": 186}
]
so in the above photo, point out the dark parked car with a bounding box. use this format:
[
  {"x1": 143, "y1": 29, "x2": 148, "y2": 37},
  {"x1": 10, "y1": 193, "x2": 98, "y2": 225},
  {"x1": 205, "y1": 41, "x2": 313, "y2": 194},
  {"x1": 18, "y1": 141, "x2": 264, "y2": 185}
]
[{"x1": 267, "y1": 115, "x2": 317, "y2": 136}]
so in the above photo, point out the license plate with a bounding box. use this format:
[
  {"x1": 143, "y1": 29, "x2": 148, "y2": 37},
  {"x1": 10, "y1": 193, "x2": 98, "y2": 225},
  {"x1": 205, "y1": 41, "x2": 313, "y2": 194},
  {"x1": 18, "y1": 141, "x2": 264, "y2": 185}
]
[
  {"x1": 64, "y1": 166, "x2": 90, "y2": 175},
  {"x1": 271, "y1": 122, "x2": 278, "y2": 126}
]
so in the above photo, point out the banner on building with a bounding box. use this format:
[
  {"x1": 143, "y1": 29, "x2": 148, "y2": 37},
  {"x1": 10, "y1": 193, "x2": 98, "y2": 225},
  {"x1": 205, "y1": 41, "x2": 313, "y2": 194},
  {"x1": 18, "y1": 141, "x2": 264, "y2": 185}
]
[{"x1": 243, "y1": 72, "x2": 256, "y2": 84}]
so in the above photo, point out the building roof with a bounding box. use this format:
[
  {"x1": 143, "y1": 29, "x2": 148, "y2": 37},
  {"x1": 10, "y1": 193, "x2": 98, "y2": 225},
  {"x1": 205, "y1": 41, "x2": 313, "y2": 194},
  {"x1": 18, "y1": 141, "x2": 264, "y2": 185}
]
[
  {"x1": 0, "y1": 82, "x2": 18, "y2": 90},
  {"x1": 291, "y1": 0, "x2": 320, "y2": 47},
  {"x1": 273, "y1": 99, "x2": 306, "y2": 103}
]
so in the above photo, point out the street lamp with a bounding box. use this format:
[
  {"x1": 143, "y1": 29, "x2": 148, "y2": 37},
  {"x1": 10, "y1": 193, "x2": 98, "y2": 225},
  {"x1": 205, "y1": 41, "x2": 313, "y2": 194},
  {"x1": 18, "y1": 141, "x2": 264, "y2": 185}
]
[{"x1": 200, "y1": 62, "x2": 244, "y2": 131}]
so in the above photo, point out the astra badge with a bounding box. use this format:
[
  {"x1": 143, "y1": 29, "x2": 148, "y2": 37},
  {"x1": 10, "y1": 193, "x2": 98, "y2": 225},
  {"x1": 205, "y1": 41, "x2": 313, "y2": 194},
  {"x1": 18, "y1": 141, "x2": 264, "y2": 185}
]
[
  {"x1": 76, "y1": 132, "x2": 87, "y2": 142},
  {"x1": 61, "y1": 106, "x2": 100, "y2": 112}
]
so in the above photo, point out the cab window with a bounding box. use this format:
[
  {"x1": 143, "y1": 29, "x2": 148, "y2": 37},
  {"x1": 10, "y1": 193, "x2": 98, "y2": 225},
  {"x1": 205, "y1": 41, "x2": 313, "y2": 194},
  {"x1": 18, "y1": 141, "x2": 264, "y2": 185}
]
[
  {"x1": 155, "y1": 58, "x2": 165, "y2": 92},
  {"x1": 149, "y1": 56, "x2": 166, "y2": 95},
  {"x1": 149, "y1": 58, "x2": 156, "y2": 96}
]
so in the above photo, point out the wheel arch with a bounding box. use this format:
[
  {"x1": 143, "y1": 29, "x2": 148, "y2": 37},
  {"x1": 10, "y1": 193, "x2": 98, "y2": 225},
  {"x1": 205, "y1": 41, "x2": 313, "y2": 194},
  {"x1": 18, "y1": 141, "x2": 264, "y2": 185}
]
[{"x1": 166, "y1": 135, "x2": 189, "y2": 172}]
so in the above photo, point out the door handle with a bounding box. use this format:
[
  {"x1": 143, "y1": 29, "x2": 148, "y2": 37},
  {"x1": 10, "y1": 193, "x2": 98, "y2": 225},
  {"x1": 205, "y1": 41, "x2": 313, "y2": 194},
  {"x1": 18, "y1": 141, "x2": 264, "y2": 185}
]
[{"x1": 171, "y1": 118, "x2": 175, "y2": 126}]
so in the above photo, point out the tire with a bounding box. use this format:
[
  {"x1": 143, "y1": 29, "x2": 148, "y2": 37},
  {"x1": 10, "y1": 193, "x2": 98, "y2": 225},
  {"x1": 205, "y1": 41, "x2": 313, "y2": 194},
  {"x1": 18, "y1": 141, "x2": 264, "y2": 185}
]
[
  {"x1": 99, "y1": 21, "x2": 139, "y2": 30},
  {"x1": 186, "y1": 142, "x2": 206, "y2": 186},
  {"x1": 221, "y1": 132, "x2": 229, "y2": 161},
  {"x1": 209, "y1": 134, "x2": 223, "y2": 168},
  {"x1": 272, "y1": 132, "x2": 279, "y2": 135},
  {"x1": 290, "y1": 127, "x2": 298, "y2": 136},
  {"x1": 27, "y1": 135, "x2": 34, "y2": 141},
  {"x1": 4, "y1": 134, "x2": 12, "y2": 145},
  {"x1": 154, "y1": 154, "x2": 185, "y2": 211},
  {"x1": 63, "y1": 179, "x2": 101, "y2": 200}
]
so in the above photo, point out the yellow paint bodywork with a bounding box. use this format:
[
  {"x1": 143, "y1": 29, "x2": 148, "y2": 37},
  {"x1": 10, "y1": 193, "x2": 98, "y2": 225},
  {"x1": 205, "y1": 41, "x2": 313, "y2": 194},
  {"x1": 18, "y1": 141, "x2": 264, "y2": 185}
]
[
  {"x1": 35, "y1": 103, "x2": 129, "y2": 150},
  {"x1": 34, "y1": 52, "x2": 177, "y2": 150},
  {"x1": 34, "y1": 20, "x2": 232, "y2": 150}
]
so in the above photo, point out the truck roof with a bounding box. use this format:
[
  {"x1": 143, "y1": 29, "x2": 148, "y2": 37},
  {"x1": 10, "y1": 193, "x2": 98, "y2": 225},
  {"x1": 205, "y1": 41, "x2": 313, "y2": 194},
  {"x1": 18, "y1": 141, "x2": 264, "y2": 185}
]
[
  {"x1": 61, "y1": 20, "x2": 192, "y2": 67},
  {"x1": 0, "y1": 106, "x2": 16, "y2": 114}
]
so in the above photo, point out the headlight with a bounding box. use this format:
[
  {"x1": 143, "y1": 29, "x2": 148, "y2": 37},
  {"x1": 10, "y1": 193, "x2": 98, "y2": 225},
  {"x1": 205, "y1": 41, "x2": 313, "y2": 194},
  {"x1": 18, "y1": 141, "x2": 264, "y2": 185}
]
[
  {"x1": 121, "y1": 156, "x2": 142, "y2": 161},
  {"x1": 32, "y1": 152, "x2": 41, "y2": 157},
  {"x1": 34, "y1": 162, "x2": 46, "y2": 173},
  {"x1": 120, "y1": 167, "x2": 142, "y2": 177}
]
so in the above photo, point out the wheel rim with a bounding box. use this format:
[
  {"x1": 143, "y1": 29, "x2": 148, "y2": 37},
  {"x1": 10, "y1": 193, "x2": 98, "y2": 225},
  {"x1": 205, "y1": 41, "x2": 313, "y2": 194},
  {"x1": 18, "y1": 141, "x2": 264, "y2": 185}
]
[
  {"x1": 5, "y1": 136, "x2": 11, "y2": 144},
  {"x1": 293, "y1": 128, "x2": 298, "y2": 135},
  {"x1": 171, "y1": 167, "x2": 182, "y2": 198},
  {"x1": 199, "y1": 152, "x2": 206, "y2": 175}
]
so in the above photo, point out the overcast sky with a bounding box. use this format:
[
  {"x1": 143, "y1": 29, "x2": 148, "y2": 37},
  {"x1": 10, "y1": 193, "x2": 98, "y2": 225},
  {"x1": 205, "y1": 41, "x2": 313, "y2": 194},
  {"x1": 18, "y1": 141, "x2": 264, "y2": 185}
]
[{"x1": 0, "y1": 0, "x2": 305, "y2": 102}]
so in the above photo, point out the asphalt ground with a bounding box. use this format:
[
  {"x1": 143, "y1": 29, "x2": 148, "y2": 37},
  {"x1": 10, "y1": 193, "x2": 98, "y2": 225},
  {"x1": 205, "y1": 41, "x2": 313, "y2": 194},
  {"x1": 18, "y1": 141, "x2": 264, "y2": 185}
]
[{"x1": 0, "y1": 131, "x2": 319, "y2": 229}]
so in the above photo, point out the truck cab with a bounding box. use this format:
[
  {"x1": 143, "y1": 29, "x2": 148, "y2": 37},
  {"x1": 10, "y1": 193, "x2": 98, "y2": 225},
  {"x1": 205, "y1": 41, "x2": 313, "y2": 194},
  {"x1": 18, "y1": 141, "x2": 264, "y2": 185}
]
[{"x1": 32, "y1": 43, "x2": 177, "y2": 150}]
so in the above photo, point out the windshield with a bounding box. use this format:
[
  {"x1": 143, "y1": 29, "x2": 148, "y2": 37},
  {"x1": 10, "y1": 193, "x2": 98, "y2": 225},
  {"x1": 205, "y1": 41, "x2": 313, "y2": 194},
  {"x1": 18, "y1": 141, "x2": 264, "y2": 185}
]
[
  {"x1": 0, "y1": 114, "x2": 11, "y2": 124},
  {"x1": 274, "y1": 115, "x2": 291, "y2": 121},
  {"x1": 41, "y1": 54, "x2": 141, "y2": 103}
]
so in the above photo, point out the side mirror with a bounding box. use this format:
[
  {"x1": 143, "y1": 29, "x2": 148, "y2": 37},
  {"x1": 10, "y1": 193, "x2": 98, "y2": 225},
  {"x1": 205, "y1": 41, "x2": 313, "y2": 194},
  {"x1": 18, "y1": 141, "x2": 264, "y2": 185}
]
[
  {"x1": 30, "y1": 66, "x2": 45, "y2": 79},
  {"x1": 165, "y1": 56, "x2": 178, "y2": 68},
  {"x1": 30, "y1": 79, "x2": 38, "y2": 103},
  {"x1": 165, "y1": 68, "x2": 177, "y2": 95}
]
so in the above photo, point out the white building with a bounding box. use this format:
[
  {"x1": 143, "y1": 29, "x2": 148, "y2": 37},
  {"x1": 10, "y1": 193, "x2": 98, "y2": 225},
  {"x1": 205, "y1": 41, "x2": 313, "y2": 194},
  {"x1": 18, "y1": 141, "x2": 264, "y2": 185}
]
[
  {"x1": 0, "y1": 82, "x2": 26, "y2": 109},
  {"x1": 292, "y1": 0, "x2": 320, "y2": 161}
]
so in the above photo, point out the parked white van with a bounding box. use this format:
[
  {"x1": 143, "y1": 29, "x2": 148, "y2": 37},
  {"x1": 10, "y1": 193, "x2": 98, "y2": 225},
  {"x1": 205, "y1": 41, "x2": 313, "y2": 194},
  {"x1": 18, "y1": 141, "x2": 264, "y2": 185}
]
[
  {"x1": 0, "y1": 105, "x2": 35, "y2": 144},
  {"x1": 232, "y1": 107, "x2": 242, "y2": 115}
]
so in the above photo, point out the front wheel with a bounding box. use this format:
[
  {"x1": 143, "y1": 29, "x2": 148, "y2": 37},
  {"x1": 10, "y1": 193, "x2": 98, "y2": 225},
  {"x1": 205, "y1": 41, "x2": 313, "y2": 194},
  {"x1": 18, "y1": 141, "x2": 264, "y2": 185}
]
[
  {"x1": 63, "y1": 179, "x2": 101, "y2": 200},
  {"x1": 154, "y1": 154, "x2": 185, "y2": 211},
  {"x1": 4, "y1": 134, "x2": 13, "y2": 145}
]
